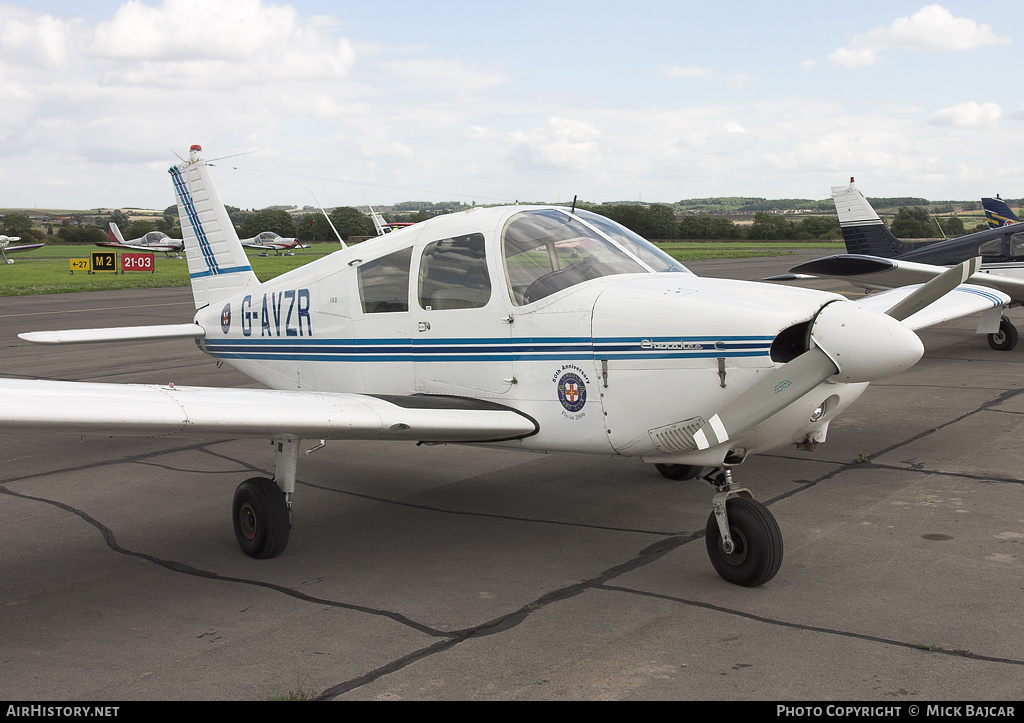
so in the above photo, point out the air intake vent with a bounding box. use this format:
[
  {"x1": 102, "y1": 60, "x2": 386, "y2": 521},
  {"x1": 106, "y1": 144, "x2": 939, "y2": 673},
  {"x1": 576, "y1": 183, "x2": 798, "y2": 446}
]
[{"x1": 648, "y1": 417, "x2": 705, "y2": 453}]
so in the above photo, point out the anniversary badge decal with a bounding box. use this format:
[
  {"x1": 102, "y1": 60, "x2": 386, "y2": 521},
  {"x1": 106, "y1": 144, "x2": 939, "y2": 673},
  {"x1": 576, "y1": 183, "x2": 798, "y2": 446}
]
[{"x1": 553, "y1": 364, "x2": 591, "y2": 420}]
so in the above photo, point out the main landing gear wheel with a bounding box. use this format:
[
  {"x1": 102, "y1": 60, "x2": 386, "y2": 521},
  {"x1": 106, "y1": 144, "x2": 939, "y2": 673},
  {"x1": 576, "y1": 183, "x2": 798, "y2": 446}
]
[
  {"x1": 655, "y1": 463, "x2": 702, "y2": 481},
  {"x1": 987, "y1": 318, "x2": 1018, "y2": 351},
  {"x1": 705, "y1": 496, "x2": 783, "y2": 587},
  {"x1": 232, "y1": 476, "x2": 291, "y2": 559}
]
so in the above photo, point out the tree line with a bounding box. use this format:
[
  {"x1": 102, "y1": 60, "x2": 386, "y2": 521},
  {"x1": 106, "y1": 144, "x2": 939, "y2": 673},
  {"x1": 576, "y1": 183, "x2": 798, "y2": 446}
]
[
  {"x1": 4, "y1": 200, "x2": 991, "y2": 246},
  {"x1": 588, "y1": 204, "x2": 843, "y2": 241}
]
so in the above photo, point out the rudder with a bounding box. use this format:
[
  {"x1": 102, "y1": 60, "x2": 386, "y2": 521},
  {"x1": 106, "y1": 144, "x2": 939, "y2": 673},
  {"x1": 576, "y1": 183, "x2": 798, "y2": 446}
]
[
  {"x1": 832, "y1": 177, "x2": 916, "y2": 258},
  {"x1": 169, "y1": 145, "x2": 260, "y2": 309}
]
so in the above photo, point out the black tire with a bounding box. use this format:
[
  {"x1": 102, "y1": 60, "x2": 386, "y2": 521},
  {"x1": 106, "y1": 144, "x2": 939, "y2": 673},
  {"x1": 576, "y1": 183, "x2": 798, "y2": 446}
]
[
  {"x1": 232, "y1": 477, "x2": 290, "y2": 559},
  {"x1": 705, "y1": 497, "x2": 783, "y2": 587},
  {"x1": 987, "y1": 318, "x2": 1018, "y2": 351},
  {"x1": 654, "y1": 463, "x2": 701, "y2": 481}
]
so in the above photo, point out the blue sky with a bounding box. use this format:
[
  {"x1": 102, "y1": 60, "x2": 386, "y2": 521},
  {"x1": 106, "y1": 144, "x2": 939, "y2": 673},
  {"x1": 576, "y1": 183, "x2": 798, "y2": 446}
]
[{"x1": 1, "y1": 1, "x2": 1021, "y2": 210}]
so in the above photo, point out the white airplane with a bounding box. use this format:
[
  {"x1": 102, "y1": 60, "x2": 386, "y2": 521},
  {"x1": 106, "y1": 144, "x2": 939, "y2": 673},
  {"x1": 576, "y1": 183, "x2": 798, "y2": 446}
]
[
  {"x1": 0, "y1": 145, "x2": 1009, "y2": 588},
  {"x1": 0, "y1": 235, "x2": 44, "y2": 264},
  {"x1": 241, "y1": 230, "x2": 304, "y2": 256},
  {"x1": 100, "y1": 222, "x2": 184, "y2": 257}
]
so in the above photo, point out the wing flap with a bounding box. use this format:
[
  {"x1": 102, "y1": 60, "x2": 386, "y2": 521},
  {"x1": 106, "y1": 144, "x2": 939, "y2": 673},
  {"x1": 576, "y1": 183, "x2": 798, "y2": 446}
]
[
  {"x1": 0, "y1": 380, "x2": 537, "y2": 442},
  {"x1": 19, "y1": 323, "x2": 206, "y2": 345}
]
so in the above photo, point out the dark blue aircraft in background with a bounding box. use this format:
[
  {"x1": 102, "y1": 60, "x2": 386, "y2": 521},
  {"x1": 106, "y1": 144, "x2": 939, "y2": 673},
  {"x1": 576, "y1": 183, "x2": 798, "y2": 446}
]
[{"x1": 768, "y1": 179, "x2": 1024, "y2": 351}]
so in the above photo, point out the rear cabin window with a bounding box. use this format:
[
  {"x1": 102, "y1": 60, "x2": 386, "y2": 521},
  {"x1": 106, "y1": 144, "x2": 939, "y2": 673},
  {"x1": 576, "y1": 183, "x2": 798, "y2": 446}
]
[
  {"x1": 358, "y1": 247, "x2": 412, "y2": 313},
  {"x1": 418, "y1": 233, "x2": 492, "y2": 310}
]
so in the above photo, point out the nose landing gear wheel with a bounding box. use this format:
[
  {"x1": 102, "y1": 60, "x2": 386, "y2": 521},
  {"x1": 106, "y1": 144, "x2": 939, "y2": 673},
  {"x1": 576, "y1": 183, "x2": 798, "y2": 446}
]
[
  {"x1": 705, "y1": 496, "x2": 783, "y2": 587},
  {"x1": 232, "y1": 476, "x2": 291, "y2": 559}
]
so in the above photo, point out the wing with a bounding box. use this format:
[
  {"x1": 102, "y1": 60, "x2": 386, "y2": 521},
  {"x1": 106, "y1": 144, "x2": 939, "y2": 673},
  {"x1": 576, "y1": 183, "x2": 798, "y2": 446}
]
[
  {"x1": 0, "y1": 379, "x2": 537, "y2": 443},
  {"x1": 772, "y1": 254, "x2": 1024, "y2": 303},
  {"x1": 4, "y1": 243, "x2": 45, "y2": 254},
  {"x1": 852, "y1": 283, "x2": 1009, "y2": 331},
  {"x1": 96, "y1": 241, "x2": 183, "y2": 252},
  {"x1": 19, "y1": 323, "x2": 206, "y2": 345}
]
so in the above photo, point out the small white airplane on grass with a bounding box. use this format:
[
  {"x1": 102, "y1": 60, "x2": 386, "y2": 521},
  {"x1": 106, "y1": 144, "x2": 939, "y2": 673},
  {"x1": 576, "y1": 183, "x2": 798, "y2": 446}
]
[
  {"x1": 100, "y1": 222, "x2": 184, "y2": 257},
  {"x1": 0, "y1": 146, "x2": 1008, "y2": 588},
  {"x1": 241, "y1": 230, "x2": 304, "y2": 256},
  {"x1": 0, "y1": 235, "x2": 44, "y2": 264}
]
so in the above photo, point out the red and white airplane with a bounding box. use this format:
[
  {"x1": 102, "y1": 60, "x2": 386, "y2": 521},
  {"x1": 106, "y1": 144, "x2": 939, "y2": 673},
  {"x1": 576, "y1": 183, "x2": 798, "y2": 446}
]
[
  {"x1": 99, "y1": 222, "x2": 184, "y2": 257},
  {"x1": 0, "y1": 145, "x2": 1008, "y2": 588},
  {"x1": 241, "y1": 230, "x2": 304, "y2": 256}
]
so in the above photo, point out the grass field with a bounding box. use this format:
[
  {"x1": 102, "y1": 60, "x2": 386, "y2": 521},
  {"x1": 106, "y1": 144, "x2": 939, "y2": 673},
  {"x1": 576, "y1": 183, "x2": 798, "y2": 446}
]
[
  {"x1": 0, "y1": 244, "x2": 340, "y2": 296},
  {"x1": 0, "y1": 240, "x2": 843, "y2": 296}
]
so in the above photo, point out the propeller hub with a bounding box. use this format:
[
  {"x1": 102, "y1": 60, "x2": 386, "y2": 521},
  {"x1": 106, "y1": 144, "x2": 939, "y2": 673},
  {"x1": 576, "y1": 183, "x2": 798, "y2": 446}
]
[{"x1": 810, "y1": 301, "x2": 924, "y2": 383}]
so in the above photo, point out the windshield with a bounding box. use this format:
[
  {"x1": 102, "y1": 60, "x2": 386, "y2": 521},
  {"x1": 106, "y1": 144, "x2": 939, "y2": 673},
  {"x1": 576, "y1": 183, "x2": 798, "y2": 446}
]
[
  {"x1": 573, "y1": 209, "x2": 690, "y2": 274},
  {"x1": 503, "y1": 209, "x2": 648, "y2": 305}
]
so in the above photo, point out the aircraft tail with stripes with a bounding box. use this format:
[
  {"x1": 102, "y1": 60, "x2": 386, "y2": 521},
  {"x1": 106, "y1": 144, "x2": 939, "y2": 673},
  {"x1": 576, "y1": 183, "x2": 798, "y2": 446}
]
[
  {"x1": 983, "y1": 196, "x2": 1020, "y2": 229},
  {"x1": 169, "y1": 145, "x2": 260, "y2": 310},
  {"x1": 831, "y1": 178, "x2": 935, "y2": 257}
]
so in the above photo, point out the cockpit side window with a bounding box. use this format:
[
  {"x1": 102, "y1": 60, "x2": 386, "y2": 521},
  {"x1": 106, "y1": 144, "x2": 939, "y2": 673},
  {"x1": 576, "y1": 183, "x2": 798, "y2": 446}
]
[
  {"x1": 502, "y1": 209, "x2": 646, "y2": 305},
  {"x1": 1011, "y1": 232, "x2": 1024, "y2": 259},
  {"x1": 978, "y1": 238, "x2": 1003, "y2": 257},
  {"x1": 573, "y1": 209, "x2": 689, "y2": 273},
  {"x1": 358, "y1": 247, "x2": 412, "y2": 313},
  {"x1": 418, "y1": 233, "x2": 491, "y2": 310}
]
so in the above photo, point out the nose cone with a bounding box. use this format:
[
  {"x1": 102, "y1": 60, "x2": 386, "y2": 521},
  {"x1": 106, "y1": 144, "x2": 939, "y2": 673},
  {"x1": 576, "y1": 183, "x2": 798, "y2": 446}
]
[{"x1": 810, "y1": 301, "x2": 924, "y2": 383}]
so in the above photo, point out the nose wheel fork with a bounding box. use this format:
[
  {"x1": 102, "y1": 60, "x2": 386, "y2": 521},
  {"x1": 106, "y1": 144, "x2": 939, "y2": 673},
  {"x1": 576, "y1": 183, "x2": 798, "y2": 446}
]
[{"x1": 702, "y1": 468, "x2": 783, "y2": 587}]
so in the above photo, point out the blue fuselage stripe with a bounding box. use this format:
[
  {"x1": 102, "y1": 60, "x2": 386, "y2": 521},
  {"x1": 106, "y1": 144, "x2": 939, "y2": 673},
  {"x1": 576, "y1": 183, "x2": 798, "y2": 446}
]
[{"x1": 203, "y1": 336, "x2": 773, "y2": 363}]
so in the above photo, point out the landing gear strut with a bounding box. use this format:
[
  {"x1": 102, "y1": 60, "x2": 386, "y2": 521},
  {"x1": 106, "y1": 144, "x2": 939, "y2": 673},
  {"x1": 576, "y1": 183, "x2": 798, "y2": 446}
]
[
  {"x1": 701, "y1": 469, "x2": 783, "y2": 587},
  {"x1": 987, "y1": 317, "x2": 1018, "y2": 351}
]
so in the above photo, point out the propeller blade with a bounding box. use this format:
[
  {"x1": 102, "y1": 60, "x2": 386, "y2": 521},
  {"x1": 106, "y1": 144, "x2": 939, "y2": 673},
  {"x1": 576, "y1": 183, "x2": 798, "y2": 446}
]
[
  {"x1": 884, "y1": 257, "x2": 981, "y2": 322},
  {"x1": 694, "y1": 287, "x2": 933, "y2": 452},
  {"x1": 693, "y1": 347, "x2": 837, "y2": 450}
]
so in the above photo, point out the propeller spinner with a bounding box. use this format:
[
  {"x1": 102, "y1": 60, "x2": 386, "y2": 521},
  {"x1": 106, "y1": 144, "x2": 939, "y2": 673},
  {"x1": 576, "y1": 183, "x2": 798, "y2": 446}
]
[{"x1": 693, "y1": 258, "x2": 981, "y2": 451}]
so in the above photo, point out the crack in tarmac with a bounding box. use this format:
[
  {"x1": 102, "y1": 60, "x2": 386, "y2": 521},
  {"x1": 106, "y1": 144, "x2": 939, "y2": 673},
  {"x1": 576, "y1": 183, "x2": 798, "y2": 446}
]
[{"x1": 3, "y1": 383, "x2": 1024, "y2": 699}]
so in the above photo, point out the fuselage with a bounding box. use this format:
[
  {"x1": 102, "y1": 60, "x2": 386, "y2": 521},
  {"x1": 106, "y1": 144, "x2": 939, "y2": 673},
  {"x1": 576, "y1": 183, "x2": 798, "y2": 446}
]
[{"x1": 194, "y1": 205, "x2": 868, "y2": 466}]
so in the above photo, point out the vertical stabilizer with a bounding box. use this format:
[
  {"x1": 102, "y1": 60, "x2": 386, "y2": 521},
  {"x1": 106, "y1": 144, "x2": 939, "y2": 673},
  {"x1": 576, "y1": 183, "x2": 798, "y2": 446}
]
[
  {"x1": 831, "y1": 178, "x2": 914, "y2": 257},
  {"x1": 982, "y1": 197, "x2": 1020, "y2": 229},
  {"x1": 169, "y1": 145, "x2": 260, "y2": 309},
  {"x1": 108, "y1": 223, "x2": 126, "y2": 244}
]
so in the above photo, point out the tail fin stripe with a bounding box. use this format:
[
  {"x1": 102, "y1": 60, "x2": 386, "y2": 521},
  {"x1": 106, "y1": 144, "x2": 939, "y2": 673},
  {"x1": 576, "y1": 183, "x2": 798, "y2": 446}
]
[{"x1": 170, "y1": 166, "x2": 223, "y2": 275}]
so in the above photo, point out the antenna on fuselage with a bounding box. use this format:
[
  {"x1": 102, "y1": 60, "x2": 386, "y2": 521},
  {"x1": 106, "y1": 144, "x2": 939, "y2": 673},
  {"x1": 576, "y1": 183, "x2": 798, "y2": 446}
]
[
  {"x1": 311, "y1": 191, "x2": 347, "y2": 248},
  {"x1": 571, "y1": 195, "x2": 578, "y2": 214}
]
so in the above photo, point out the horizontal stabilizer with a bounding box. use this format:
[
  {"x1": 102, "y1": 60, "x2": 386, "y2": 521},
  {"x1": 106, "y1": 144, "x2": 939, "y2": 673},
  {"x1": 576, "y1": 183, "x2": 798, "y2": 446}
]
[
  {"x1": 19, "y1": 323, "x2": 205, "y2": 345},
  {"x1": 0, "y1": 380, "x2": 537, "y2": 443},
  {"x1": 789, "y1": 254, "x2": 896, "y2": 277},
  {"x1": 787, "y1": 253, "x2": 1024, "y2": 302}
]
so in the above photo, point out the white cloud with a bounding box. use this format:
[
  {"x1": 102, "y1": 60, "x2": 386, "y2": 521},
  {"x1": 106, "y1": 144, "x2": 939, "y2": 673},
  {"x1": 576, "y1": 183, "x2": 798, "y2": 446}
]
[
  {"x1": 828, "y1": 4, "x2": 1009, "y2": 68},
  {"x1": 658, "y1": 64, "x2": 750, "y2": 89},
  {"x1": 507, "y1": 117, "x2": 603, "y2": 171},
  {"x1": 929, "y1": 101, "x2": 1001, "y2": 127},
  {"x1": 89, "y1": 0, "x2": 356, "y2": 88}
]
